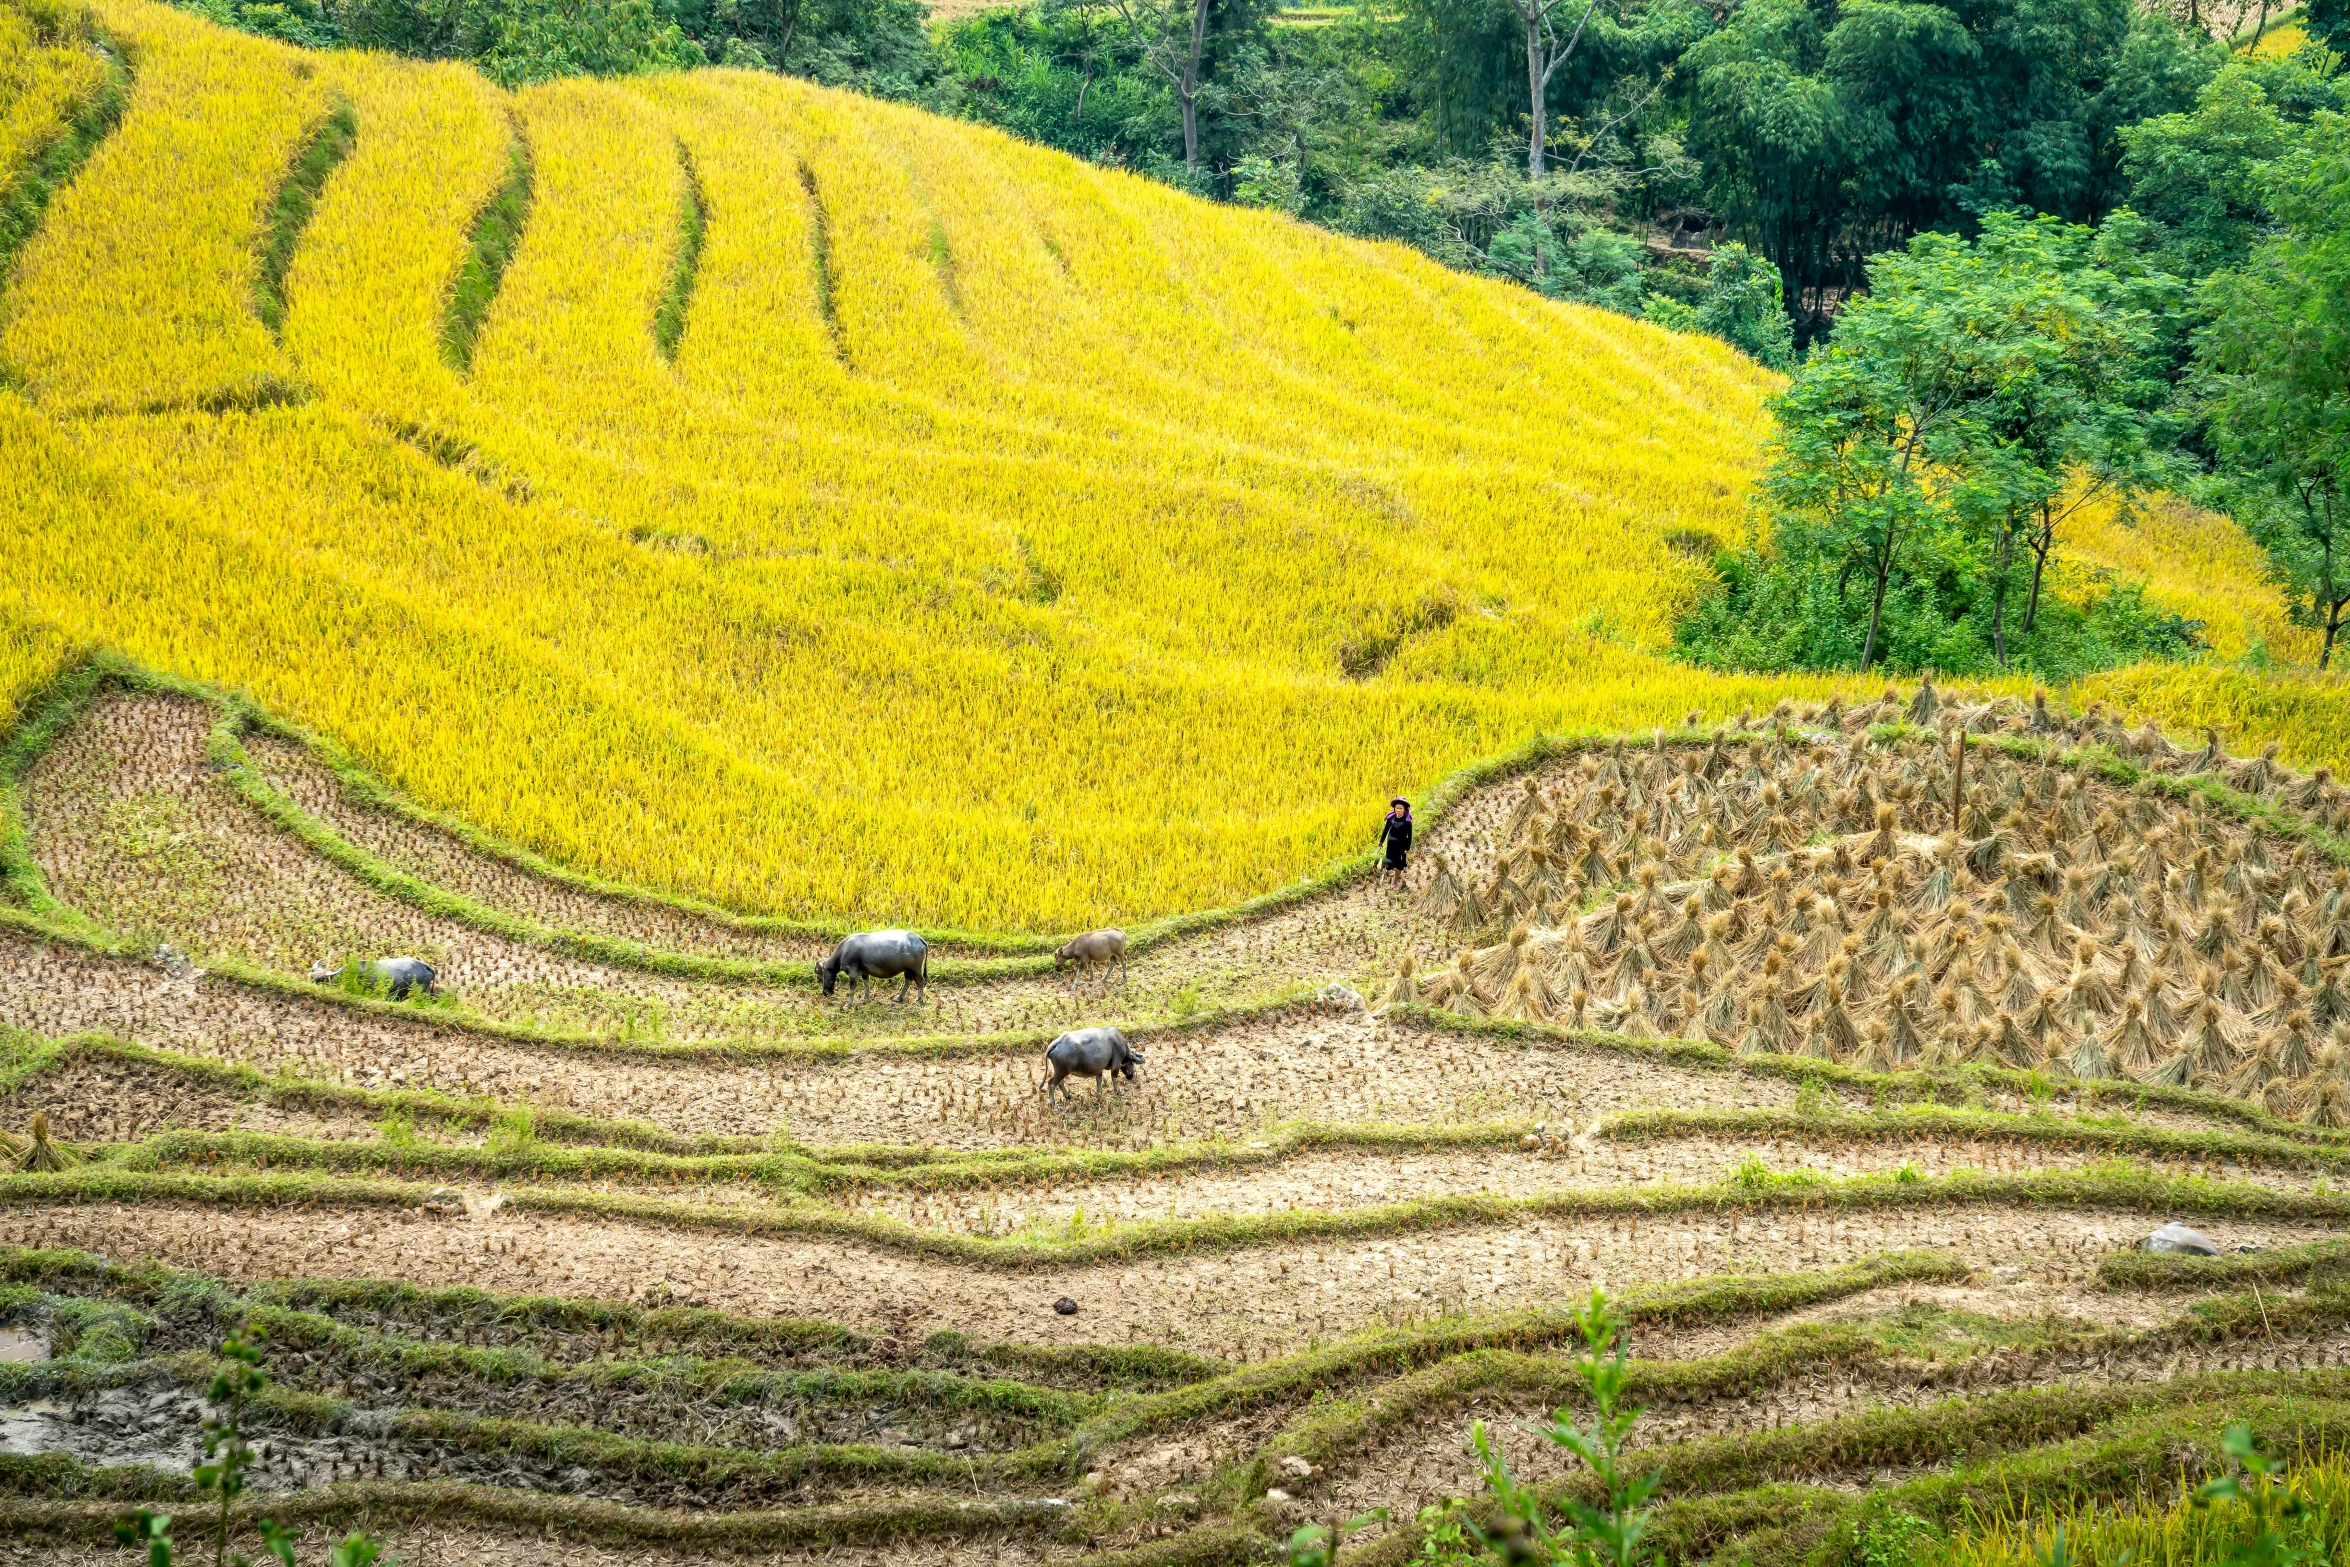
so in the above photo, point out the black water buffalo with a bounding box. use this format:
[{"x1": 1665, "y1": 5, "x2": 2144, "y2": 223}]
[
  {"x1": 1037, "y1": 1026, "x2": 1143, "y2": 1106},
  {"x1": 310, "y1": 956, "x2": 439, "y2": 1001},
  {"x1": 818, "y1": 929, "x2": 930, "y2": 1004}
]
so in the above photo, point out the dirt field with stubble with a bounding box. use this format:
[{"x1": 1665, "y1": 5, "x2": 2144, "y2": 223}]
[{"x1": 11, "y1": 680, "x2": 2350, "y2": 1566}]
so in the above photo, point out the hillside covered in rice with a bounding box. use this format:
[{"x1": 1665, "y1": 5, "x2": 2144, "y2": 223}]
[{"x1": 1, "y1": 0, "x2": 2328, "y2": 931}]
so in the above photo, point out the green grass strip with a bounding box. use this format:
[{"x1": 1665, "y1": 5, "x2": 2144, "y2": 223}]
[
  {"x1": 1351, "y1": 1378, "x2": 2350, "y2": 1566},
  {"x1": 1249, "y1": 1281, "x2": 2350, "y2": 1505},
  {"x1": 226, "y1": 1297, "x2": 1096, "y2": 1429},
  {"x1": 1062, "y1": 1252, "x2": 1967, "y2": 1468},
  {"x1": 252, "y1": 96, "x2": 355, "y2": 337},
  {"x1": 10, "y1": 1029, "x2": 1532, "y2": 1181},
  {"x1": 1635, "y1": 1381, "x2": 2350, "y2": 1503},
  {"x1": 0, "y1": 23, "x2": 129, "y2": 302},
  {"x1": 8, "y1": 1160, "x2": 2338, "y2": 1269},
  {"x1": 2097, "y1": 1234, "x2": 2350, "y2": 1291},
  {"x1": 0, "y1": 1478, "x2": 1083, "y2": 1546},
  {"x1": 226, "y1": 1370, "x2": 1030, "y2": 1495},
  {"x1": 0, "y1": 1245, "x2": 1231, "y2": 1390},
  {"x1": 652, "y1": 140, "x2": 704, "y2": 361},
  {"x1": 1600, "y1": 1102, "x2": 2350, "y2": 1173},
  {"x1": 101, "y1": 1087, "x2": 2350, "y2": 1200},
  {"x1": 1394, "y1": 1005, "x2": 2350, "y2": 1149},
  {"x1": 227, "y1": 1304, "x2": 1096, "y2": 1429},
  {"x1": 439, "y1": 125, "x2": 531, "y2": 373},
  {"x1": 0, "y1": 658, "x2": 114, "y2": 938},
  {"x1": 1645, "y1": 1389, "x2": 2350, "y2": 1567},
  {"x1": 100, "y1": 1119, "x2": 1524, "y2": 1193}
]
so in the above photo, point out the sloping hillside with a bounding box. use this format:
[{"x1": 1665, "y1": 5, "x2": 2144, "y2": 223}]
[
  {"x1": 5, "y1": 0, "x2": 1797, "y2": 930},
  {"x1": 0, "y1": 0, "x2": 2325, "y2": 932}
]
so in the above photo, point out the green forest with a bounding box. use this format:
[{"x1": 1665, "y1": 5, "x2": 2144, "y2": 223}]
[{"x1": 176, "y1": 0, "x2": 2349, "y2": 683}]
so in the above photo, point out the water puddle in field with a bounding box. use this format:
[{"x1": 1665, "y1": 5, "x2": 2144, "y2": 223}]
[
  {"x1": 0, "y1": 1381, "x2": 208, "y2": 1471},
  {"x1": 0, "y1": 1328, "x2": 49, "y2": 1362}
]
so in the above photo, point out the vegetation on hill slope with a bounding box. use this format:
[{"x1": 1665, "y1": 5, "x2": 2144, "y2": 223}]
[
  {"x1": 0, "y1": 0, "x2": 1825, "y2": 933},
  {"x1": 0, "y1": 0, "x2": 2342, "y2": 937}
]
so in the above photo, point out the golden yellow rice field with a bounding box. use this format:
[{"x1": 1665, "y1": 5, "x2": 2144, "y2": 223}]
[
  {"x1": 1, "y1": 0, "x2": 2345, "y2": 931},
  {"x1": 0, "y1": 0, "x2": 100, "y2": 192}
]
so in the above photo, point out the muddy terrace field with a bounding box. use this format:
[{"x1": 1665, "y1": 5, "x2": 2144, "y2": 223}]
[{"x1": 9, "y1": 674, "x2": 2350, "y2": 1565}]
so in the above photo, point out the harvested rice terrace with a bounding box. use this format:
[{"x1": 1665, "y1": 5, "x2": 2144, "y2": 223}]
[{"x1": 13, "y1": 669, "x2": 2350, "y2": 1562}]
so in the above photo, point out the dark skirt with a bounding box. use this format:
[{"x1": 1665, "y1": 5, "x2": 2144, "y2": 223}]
[{"x1": 1383, "y1": 845, "x2": 1409, "y2": 870}]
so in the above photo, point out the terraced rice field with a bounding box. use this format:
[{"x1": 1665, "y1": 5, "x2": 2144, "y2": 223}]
[
  {"x1": 9, "y1": 669, "x2": 2350, "y2": 1564},
  {"x1": 10, "y1": 0, "x2": 2350, "y2": 1557}
]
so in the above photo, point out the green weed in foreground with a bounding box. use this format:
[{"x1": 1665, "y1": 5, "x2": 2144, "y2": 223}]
[
  {"x1": 118, "y1": 1327, "x2": 387, "y2": 1567},
  {"x1": 1934, "y1": 1431, "x2": 2350, "y2": 1567},
  {"x1": 1406, "y1": 1290, "x2": 1661, "y2": 1566}
]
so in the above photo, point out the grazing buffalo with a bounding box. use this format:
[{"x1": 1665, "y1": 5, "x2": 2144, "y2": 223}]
[
  {"x1": 818, "y1": 929, "x2": 930, "y2": 1004},
  {"x1": 1038, "y1": 1026, "x2": 1143, "y2": 1106},
  {"x1": 310, "y1": 956, "x2": 439, "y2": 1001},
  {"x1": 1053, "y1": 928, "x2": 1129, "y2": 993}
]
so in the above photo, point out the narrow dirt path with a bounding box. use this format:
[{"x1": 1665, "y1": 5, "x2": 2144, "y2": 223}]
[
  {"x1": 0, "y1": 935, "x2": 1827, "y2": 1143},
  {"x1": 21, "y1": 693, "x2": 1456, "y2": 1035},
  {"x1": 836, "y1": 1135, "x2": 2333, "y2": 1233}
]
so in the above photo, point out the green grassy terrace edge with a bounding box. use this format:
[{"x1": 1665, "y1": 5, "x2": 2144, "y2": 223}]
[
  {"x1": 2097, "y1": 1232, "x2": 2350, "y2": 1289},
  {"x1": 5, "y1": 1323, "x2": 1098, "y2": 1436},
  {"x1": 0, "y1": 890, "x2": 1338, "y2": 1059},
  {"x1": 0, "y1": 1246, "x2": 1967, "y2": 1487},
  {"x1": 79, "y1": 1090, "x2": 2350, "y2": 1196},
  {"x1": 2, "y1": 1159, "x2": 2333, "y2": 1267},
  {"x1": 0, "y1": 1481, "x2": 1263, "y2": 1565},
  {"x1": 1347, "y1": 1382, "x2": 2350, "y2": 1567},
  {"x1": 19, "y1": 1017, "x2": 2350, "y2": 1188},
  {"x1": 0, "y1": 1477, "x2": 1090, "y2": 1547},
  {"x1": 0, "y1": 1244, "x2": 1229, "y2": 1387},
  {"x1": 438, "y1": 121, "x2": 533, "y2": 373},
  {"x1": 1595, "y1": 1101, "x2": 2350, "y2": 1171},
  {"x1": 1241, "y1": 1280, "x2": 2350, "y2": 1505},
  {"x1": 16, "y1": 653, "x2": 2327, "y2": 964},
  {"x1": 0, "y1": 657, "x2": 116, "y2": 941},
  {"x1": 252, "y1": 96, "x2": 356, "y2": 338},
  {"x1": 651, "y1": 139, "x2": 703, "y2": 361},
  {"x1": 0, "y1": 1348, "x2": 1071, "y2": 1497},
  {"x1": 0, "y1": 18, "x2": 131, "y2": 311},
  {"x1": 1386, "y1": 1005, "x2": 2350, "y2": 1150}
]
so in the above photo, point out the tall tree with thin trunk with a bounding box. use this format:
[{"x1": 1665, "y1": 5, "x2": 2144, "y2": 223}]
[
  {"x1": 1739, "y1": 213, "x2": 2170, "y2": 673},
  {"x1": 1107, "y1": 0, "x2": 1217, "y2": 168},
  {"x1": 1507, "y1": 0, "x2": 1604, "y2": 177}
]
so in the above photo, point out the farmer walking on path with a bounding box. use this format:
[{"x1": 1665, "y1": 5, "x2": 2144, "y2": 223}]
[{"x1": 1379, "y1": 798, "x2": 1413, "y2": 887}]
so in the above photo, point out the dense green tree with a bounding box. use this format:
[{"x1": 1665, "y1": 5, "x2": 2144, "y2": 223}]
[
  {"x1": 1641, "y1": 241, "x2": 1794, "y2": 365},
  {"x1": 1694, "y1": 241, "x2": 1793, "y2": 367},
  {"x1": 2119, "y1": 49, "x2": 2342, "y2": 281},
  {"x1": 1394, "y1": 0, "x2": 1705, "y2": 163},
  {"x1": 937, "y1": 3, "x2": 1175, "y2": 160},
  {"x1": 2197, "y1": 111, "x2": 2350, "y2": 664},
  {"x1": 1677, "y1": 212, "x2": 2185, "y2": 676},
  {"x1": 2308, "y1": 0, "x2": 2350, "y2": 59},
  {"x1": 1680, "y1": 0, "x2": 2213, "y2": 341}
]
